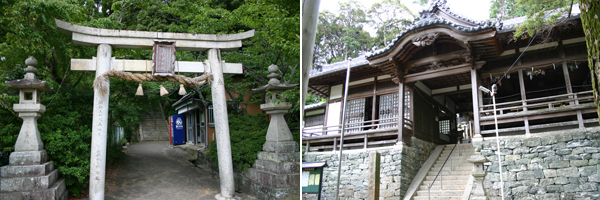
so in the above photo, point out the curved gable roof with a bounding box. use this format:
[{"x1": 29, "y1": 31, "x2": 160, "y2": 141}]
[{"x1": 365, "y1": 0, "x2": 496, "y2": 60}]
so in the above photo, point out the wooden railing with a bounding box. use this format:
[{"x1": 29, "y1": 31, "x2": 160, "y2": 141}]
[
  {"x1": 302, "y1": 117, "x2": 413, "y2": 138},
  {"x1": 478, "y1": 90, "x2": 596, "y2": 134},
  {"x1": 479, "y1": 90, "x2": 594, "y2": 115},
  {"x1": 302, "y1": 117, "x2": 413, "y2": 152}
]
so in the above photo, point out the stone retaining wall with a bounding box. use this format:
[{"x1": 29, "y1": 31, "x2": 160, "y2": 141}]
[
  {"x1": 302, "y1": 138, "x2": 435, "y2": 199},
  {"x1": 473, "y1": 129, "x2": 600, "y2": 199}
]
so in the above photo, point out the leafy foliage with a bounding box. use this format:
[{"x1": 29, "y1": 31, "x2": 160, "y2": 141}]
[
  {"x1": 207, "y1": 113, "x2": 269, "y2": 171},
  {"x1": 207, "y1": 113, "x2": 300, "y2": 171},
  {"x1": 489, "y1": 0, "x2": 572, "y2": 39},
  {"x1": 314, "y1": 0, "x2": 414, "y2": 65}
]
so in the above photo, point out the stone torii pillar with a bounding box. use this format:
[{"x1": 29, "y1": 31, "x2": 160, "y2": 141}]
[{"x1": 55, "y1": 19, "x2": 254, "y2": 200}]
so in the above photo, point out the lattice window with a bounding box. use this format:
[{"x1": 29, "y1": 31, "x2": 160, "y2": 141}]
[
  {"x1": 378, "y1": 89, "x2": 411, "y2": 129},
  {"x1": 439, "y1": 120, "x2": 450, "y2": 134},
  {"x1": 344, "y1": 99, "x2": 365, "y2": 133},
  {"x1": 305, "y1": 114, "x2": 324, "y2": 127},
  {"x1": 379, "y1": 93, "x2": 398, "y2": 129}
]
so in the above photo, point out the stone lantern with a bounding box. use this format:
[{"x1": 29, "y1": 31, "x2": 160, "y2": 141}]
[
  {"x1": 467, "y1": 147, "x2": 489, "y2": 200},
  {"x1": 4, "y1": 56, "x2": 52, "y2": 152},
  {"x1": 252, "y1": 64, "x2": 299, "y2": 147},
  {"x1": 241, "y1": 64, "x2": 300, "y2": 199},
  {"x1": 1, "y1": 56, "x2": 67, "y2": 199}
]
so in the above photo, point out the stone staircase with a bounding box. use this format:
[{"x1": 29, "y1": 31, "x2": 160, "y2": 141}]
[{"x1": 412, "y1": 143, "x2": 474, "y2": 200}]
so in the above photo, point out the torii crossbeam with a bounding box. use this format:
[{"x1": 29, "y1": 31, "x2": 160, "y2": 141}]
[{"x1": 55, "y1": 19, "x2": 254, "y2": 200}]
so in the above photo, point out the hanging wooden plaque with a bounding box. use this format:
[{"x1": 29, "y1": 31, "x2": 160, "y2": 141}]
[{"x1": 152, "y1": 41, "x2": 176, "y2": 76}]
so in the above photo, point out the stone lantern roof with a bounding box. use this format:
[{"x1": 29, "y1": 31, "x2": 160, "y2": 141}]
[
  {"x1": 252, "y1": 64, "x2": 298, "y2": 93},
  {"x1": 5, "y1": 56, "x2": 53, "y2": 92}
]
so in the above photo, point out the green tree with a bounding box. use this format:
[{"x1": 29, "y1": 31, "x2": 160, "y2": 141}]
[
  {"x1": 489, "y1": 0, "x2": 528, "y2": 21},
  {"x1": 314, "y1": 1, "x2": 374, "y2": 64},
  {"x1": 368, "y1": 0, "x2": 415, "y2": 47}
]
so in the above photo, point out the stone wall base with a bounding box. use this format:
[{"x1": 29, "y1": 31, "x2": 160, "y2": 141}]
[
  {"x1": 302, "y1": 137, "x2": 436, "y2": 199},
  {"x1": 237, "y1": 173, "x2": 299, "y2": 200},
  {"x1": 474, "y1": 128, "x2": 600, "y2": 200}
]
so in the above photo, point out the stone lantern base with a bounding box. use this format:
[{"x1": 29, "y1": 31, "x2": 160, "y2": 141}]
[
  {"x1": 1, "y1": 150, "x2": 68, "y2": 200},
  {"x1": 239, "y1": 141, "x2": 300, "y2": 200}
]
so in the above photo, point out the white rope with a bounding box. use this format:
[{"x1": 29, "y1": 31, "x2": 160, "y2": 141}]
[{"x1": 93, "y1": 70, "x2": 212, "y2": 97}]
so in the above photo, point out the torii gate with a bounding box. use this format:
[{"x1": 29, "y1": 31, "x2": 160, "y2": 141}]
[{"x1": 55, "y1": 19, "x2": 254, "y2": 200}]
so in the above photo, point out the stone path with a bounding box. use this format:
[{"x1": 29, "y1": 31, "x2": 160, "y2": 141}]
[{"x1": 103, "y1": 141, "x2": 255, "y2": 200}]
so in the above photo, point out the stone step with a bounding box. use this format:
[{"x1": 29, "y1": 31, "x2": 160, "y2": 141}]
[
  {"x1": 421, "y1": 179, "x2": 468, "y2": 186},
  {"x1": 438, "y1": 153, "x2": 474, "y2": 158},
  {"x1": 430, "y1": 165, "x2": 472, "y2": 172},
  {"x1": 413, "y1": 195, "x2": 463, "y2": 200},
  {"x1": 246, "y1": 168, "x2": 299, "y2": 188},
  {"x1": 431, "y1": 163, "x2": 472, "y2": 169},
  {"x1": 419, "y1": 184, "x2": 466, "y2": 190},
  {"x1": 424, "y1": 175, "x2": 469, "y2": 181},
  {"x1": 439, "y1": 152, "x2": 474, "y2": 157},
  {"x1": 427, "y1": 170, "x2": 471, "y2": 176},
  {"x1": 0, "y1": 169, "x2": 58, "y2": 191},
  {"x1": 443, "y1": 144, "x2": 474, "y2": 148},
  {"x1": 416, "y1": 190, "x2": 464, "y2": 196},
  {"x1": 253, "y1": 160, "x2": 299, "y2": 174},
  {"x1": 1, "y1": 162, "x2": 53, "y2": 178},
  {"x1": 0, "y1": 179, "x2": 67, "y2": 200},
  {"x1": 433, "y1": 158, "x2": 473, "y2": 165}
]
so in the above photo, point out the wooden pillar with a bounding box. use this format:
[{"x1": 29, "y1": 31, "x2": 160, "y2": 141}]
[
  {"x1": 333, "y1": 138, "x2": 337, "y2": 153},
  {"x1": 305, "y1": 140, "x2": 310, "y2": 153},
  {"x1": 372, "y1": 77, "x2": 378, "y2": 127},
  {"x1": 559, "y1": 41, "x2": 584, "y2": 129},
  {"x1": 323, "y1": 97, "x2": 329, "y2": 135},
  {"x1": 471, "y1": 67, "x2": 482, "y2": 141},
  {"x1": 518, "y1": 68, "x2": 531, "y2": 136},
  {"x1": 397, "y1": 79, "x2": 405, "y2": 145}
]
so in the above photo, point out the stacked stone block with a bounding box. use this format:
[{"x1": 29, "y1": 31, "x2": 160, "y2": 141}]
[
  {"x1": 474, "y1": 130, "x2": 600, "y2": 199},
  {"x1": 241, "y1": 142, "x2": 300, "y2": 200},
  {"x1": 302, "y1": 137, "x2": 435, "y2": 199},
  {"x1": 1, "y1": 153, "x2": 67, "y2": 199}
]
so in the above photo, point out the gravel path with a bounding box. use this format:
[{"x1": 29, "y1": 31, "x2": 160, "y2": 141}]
[{"x1": 104, "y1": 141, "x2": 254, "y2": 200}]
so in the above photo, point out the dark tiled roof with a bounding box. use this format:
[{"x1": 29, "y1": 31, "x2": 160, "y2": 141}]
[
  {"x1": 365, "y1": 0, "x2": 495, "y2": 58},
  {"x1": 309, "y1": 55, "x2": 368, "y2": 78}
]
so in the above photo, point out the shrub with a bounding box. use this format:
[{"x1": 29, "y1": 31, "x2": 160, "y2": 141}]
[{"x1": 207, "y1": 113, "x2": 269, "y2": 171}]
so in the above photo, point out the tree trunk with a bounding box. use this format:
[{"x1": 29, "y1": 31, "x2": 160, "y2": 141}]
[{"x1": 581, "y1": 1, "x2": 600, "y2": 122}]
